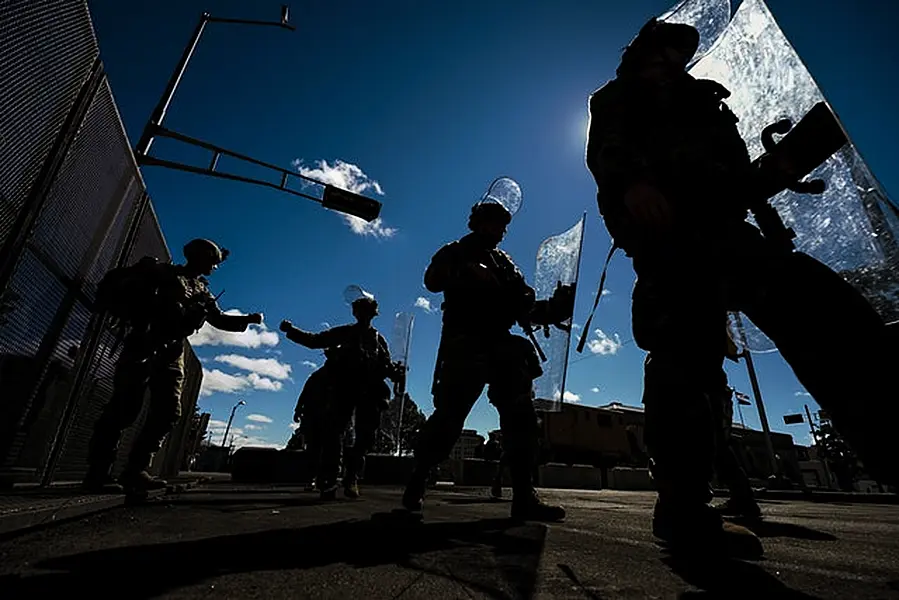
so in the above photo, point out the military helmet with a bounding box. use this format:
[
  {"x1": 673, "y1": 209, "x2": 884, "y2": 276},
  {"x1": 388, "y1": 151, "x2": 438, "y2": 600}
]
[
  {"x1": 618, "y1": 18, "x2": 700, "y2": 74},
  {"x1": 183, "y1": 238, "x2": 228, "y2": 265},
  {"x1": 343, "y1": 284, "x2": 378, "y2": 310}
]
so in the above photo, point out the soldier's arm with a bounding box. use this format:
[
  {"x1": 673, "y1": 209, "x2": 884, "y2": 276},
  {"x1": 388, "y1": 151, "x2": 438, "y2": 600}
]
[
  {"x1": 530, "y1": 282, "x2": 575, "y2": 327},
  {"x1": 283, "y1": 324, "x2": 353, "y2": 349},
  {"x1": 206, "y1": 304, "x2": 258, "y2": 332},
  {"x1": 585, "y1": 83, "x2": 654, "y2": 214},
  {"x1": 424, "y1": 244, "x2": 457, "y2": 293}
]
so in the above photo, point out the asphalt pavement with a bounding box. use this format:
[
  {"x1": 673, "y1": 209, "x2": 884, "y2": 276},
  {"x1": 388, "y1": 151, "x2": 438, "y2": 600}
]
[{"x1": 0, "y1": 484, "x2": 897, "y2": 599}]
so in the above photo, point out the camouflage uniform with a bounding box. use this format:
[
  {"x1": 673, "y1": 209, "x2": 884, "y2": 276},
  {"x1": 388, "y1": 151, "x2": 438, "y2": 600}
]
[
  {"x1": 86, "y1": 260, "x2": 256, "y2": 491},
  {"x1": 586, "y1": 21, "x2": 897, "y2": 539},
  {"x1": 283, "y1": 322, "x2": 393, "y2": 494},
  {"x1": 404, "y1": 232, "x2": 569, "y2": 519}
]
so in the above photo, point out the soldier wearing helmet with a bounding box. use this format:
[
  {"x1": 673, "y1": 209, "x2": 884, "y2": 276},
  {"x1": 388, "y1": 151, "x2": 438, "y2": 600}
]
[
  {"x1": 84, "y1": 238, "x2": 262, "y2": 496},
  {"x1": 585, "y1": 16, "x2": 898, "y2": 557},
  {"x1": 280, "y1": 287, "x2": 403, "y2": 500},
  {"x1": 400, "y1": 178, "x2": 573, "y2": 523}
]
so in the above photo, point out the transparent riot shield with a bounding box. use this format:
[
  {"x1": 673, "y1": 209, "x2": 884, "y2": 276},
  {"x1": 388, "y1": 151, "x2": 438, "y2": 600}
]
[
  {"x1": 532, "y1": 215, "x2": 586, "y2": 412},
  {"x1": 390, "y1": 311, "x2": 414, "y2": 455},
  {"x1": 661, "y1": 0, "x2": 899, "y2": 352}
]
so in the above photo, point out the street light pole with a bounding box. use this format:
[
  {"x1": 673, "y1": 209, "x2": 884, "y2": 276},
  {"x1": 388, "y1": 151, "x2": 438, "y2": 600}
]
[
  {"x1": 222, "y1": 399, "x2": 246, "y2": 447},
  {"x1": 134, "y1": 14, "x2": 210, "y2": 159},
  {"x1": 134, "y1": 6, "x2": 295, "y2": 162}
]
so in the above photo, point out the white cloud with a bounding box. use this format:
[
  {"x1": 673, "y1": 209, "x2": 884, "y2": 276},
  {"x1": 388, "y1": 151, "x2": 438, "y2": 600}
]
[
  {"x1": 591, "y1": 387, "x2": 600, "y2": 393},
  {"x1": 292, "y1": 159, "x2": 396, "y2": 239},
  {"x1": 208, "y1": 419, "x2": 227, "y2": 428},
  {"x1": 320, "y1": 322, "x2": 331, "y2": 329},
  {"x1": 289, "y1": 422, "x2": 300, "y2": 431},
  {"x1": 199, "y1": 368, "x2": 283, "y2": 397},
  {"x1": 552, "y1": 390, "x2": 581, "y2": 403},
  {"x1": 247, "y1": 413, "x2": 274, "y2": 423},
  {"x1": 587, "y1": 329, "x2": 622, "y2": 356},
  {"x1": 414, "y1": 297, "x2": 436, "y2": 314},
  {"x1": 189, "y1": 310, "x2": 280, "y2": 348},
  {"x1": 601, "y1": 289, "x2": 612, "y2": 296},
  {"x1": 302, "y1": 360, "x2": 318, "y2": 369},
  {"x1": 214, "y1": 354, "x2": 292, "y2": 380},
  {"x1": 794, "y1": 391, "x2": 812, "y2": 397},
  {"x1": 200, "y1": 369, "x2": 251, "y2": 397},
  {"x1": 206, "y1": 420, "x2": 282, "y2": 449},
  {"x1": 244, "y1": 424, "x2": 262, "y2": 431},
  {"x1": 247, "y1": 373, "x2": 282, "y2": 392}
]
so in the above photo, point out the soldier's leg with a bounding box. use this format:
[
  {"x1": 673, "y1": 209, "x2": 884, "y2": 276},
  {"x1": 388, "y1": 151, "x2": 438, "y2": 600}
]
[
  {"x1": 84, "y1": 353, "x2": 152, "y2": 490},
  {"x1": 487, "y1": 336, "x2": 565, "y2": 521},
  {"x1": 122, "y1": 351, "x2": 184, "y2": 491},
  {"x1": 317, "y1": 396, "x2": 355, "y2": 499},
  {"x1": 634, "y1": 269, "x2": 762, "y2": 557},
  {"x1": 737, "y1": 248, "x2": 898, "y2": 486},
  {"x1": 344, "y1": 402, "x2": 380, "y2": 495},
  {"x1": 402, "y1": 374, "x2": 484, "y2": 511}
]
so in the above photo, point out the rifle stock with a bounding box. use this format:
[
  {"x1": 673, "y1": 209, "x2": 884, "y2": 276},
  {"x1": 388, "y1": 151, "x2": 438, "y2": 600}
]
[{"x1": 749, "y1": 102, "x2": 848, "y2": 252}]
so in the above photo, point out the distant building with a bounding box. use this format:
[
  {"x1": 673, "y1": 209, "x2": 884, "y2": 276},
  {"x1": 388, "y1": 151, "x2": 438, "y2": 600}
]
[
  {"x1": 539, "y1": 401, "x2": 804, "y2": 485},
  {"x1": 450, "y1": 429, "x2": 485, "y2": 460}
]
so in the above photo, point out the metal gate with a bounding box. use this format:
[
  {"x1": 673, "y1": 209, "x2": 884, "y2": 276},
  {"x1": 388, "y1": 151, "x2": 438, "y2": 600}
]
[{"x1": 0, "y1": 0, "x2": 202, "y2": 487}]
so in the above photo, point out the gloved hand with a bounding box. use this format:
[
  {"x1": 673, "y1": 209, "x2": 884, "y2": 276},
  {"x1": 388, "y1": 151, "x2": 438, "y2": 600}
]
[
  {"x1": 548, "y1": 282, "x2": 576, "y2": 324},
  {"x1": 279, "y1": 319, "x2": 292, "y2": 332}
]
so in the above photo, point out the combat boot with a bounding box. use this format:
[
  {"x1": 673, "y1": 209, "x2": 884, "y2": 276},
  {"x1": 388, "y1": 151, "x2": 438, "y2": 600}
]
[
  {"x1": 510, "y1": 490, "x2": 566, "y2": 522},
  {"x1": 119, "y1": 470, "x2": 167, "y2": 494},
  {"x1": 343, "y1": 478, "x2": 361, "y2": 499},
  {"x1": 714, "y1": 496, "x2": 762, "y2": 520},
  {"x1": 82, "y1": 471, "x2": 124, "y2": 494},
  {"x1": 490, "y1": 482, "x2": 503, "y2": 499},
  {"x1": 402, "y1": 467, "x2": 429, "y2": 512},
  {"x1": 319, "y1": 481, "x2": 339, "y2": 501},
  {"x1": 652, "y1": 499, "x2": 763, "y2": 559}
]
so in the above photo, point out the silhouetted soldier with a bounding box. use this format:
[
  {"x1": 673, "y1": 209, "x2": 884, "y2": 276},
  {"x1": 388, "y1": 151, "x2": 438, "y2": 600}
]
[
  {"x1": 401, "y1": 190, "x2": 574, "y2": 522},
  {"x1": 586, "y1": 18, "x2": 897, "y2": 556},
  {"x1": 84, "y1": 239, "x2": 262, "y2": 495},
  {"x1": 292, "y1": 356, "x2": 332, "y2": 491},
  {"x1": 280, "y1": 289, "x2": 402, "y2": 500},
  {"x1": 483, "y1": 431, "x2": 506, "y2": 499}
]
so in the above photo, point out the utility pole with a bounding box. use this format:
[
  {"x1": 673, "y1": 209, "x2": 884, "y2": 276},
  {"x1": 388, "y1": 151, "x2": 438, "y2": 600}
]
[{"x1": 733, "y1": 312, "x2": 780, "y2": 477}]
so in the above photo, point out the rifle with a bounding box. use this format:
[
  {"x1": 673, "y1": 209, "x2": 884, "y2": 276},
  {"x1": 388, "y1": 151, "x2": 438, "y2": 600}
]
[{"x1": 748, "y1": 102, "x2": 848, "y2": 253}]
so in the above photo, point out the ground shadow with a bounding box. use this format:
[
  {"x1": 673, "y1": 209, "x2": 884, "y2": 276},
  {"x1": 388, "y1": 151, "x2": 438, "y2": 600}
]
[
  {"x1": 729, "y1": 518, "x2": 837, "y2": 542},
  {"x1": 0, "y1": 516, "x2": 545, "y2": 600},
  {"x1": 557, "y1": 563, "x2": 603, "y2": 599},
  {"x1": 662, "y1": 555, "x2": 820, "y2": 599}
]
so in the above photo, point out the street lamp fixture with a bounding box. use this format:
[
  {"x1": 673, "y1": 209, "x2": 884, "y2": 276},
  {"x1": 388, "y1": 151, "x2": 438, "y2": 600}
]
[{"x1": 132, "y1": 5, "x2": 382, "y2": 224}]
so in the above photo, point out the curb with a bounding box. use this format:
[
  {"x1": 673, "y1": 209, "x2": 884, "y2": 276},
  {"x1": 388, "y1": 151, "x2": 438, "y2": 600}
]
[
  {"x1": 0, "y1": 477, "x2": 207, "y2": 538},
  {"x1": 0, "y1": 489, "x2": 165, "y2": 538}
]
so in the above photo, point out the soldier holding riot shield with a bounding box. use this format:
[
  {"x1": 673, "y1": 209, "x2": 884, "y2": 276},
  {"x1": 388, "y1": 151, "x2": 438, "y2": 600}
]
[
  {"x1": 401, "y1": 178, "x2": 574, "y2": 522},
  {"x1": 281, "y1": 286, "x2": 403, "y2": 500},
  {"x1": 585, "y1": 18, "x2": 897, "y2": 557}
]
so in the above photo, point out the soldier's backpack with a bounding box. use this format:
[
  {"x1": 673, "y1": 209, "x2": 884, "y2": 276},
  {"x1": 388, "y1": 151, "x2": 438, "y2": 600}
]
[{"x1": 93, "y1": 256, "x2": 161, "y2": 323}]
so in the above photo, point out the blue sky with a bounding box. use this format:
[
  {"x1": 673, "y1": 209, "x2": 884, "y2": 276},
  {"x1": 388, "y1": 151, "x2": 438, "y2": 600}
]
[{"x1": 87, "y1": 0, "x2": 899, "y2": 449}]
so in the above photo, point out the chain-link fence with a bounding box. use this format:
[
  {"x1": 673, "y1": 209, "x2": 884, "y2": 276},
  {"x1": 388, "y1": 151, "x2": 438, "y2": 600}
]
[{"x1": 0, "y1": 0, "x2": 202, "y2": 487}]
